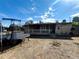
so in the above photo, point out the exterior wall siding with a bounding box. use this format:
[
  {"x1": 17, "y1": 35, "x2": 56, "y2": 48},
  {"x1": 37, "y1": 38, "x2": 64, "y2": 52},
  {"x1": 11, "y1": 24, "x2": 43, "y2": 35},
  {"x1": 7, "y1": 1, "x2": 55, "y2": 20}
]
[
  {"x1": 24, "y1": 23, "x2": 72, "y2": 36},
  {"x1": 55, "y1": 24, "x2": 72, "y2": 35},
  {"x1": 24, "y1": 24, "x2": 56, "y2": 35}
]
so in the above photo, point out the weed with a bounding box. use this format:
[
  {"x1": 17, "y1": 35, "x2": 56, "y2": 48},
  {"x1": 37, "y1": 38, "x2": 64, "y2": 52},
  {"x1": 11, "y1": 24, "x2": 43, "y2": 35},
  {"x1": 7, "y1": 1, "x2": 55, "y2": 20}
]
[{"x1": 50, "y1": 41, "x2": 61, "y2": 47}]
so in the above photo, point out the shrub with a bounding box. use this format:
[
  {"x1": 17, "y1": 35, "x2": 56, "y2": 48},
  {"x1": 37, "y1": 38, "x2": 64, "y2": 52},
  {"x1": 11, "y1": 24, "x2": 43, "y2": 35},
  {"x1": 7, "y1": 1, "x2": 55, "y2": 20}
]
[{"x1": 50, "y1": 41, "x2": 61, "y2": 47}]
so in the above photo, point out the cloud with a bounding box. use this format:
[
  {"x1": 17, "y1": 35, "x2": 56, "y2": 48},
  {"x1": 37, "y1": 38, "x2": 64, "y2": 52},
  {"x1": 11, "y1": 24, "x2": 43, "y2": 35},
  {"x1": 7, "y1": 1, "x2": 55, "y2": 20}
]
[
  {"x1": 31, "y1": 7, "x2": 35, "y2": 10},
  {"x1": 19, "y1": 8, "x2": 30, "y2": 15},
  {"x1": 31, "y1": 6, "x2": 37, "y2": 12},
  {"x1": 51, "y1": 0, "x2": 60, "y2": 7},
  {"x1": 41, "y1": 18, "x2": 56, "y2": 23},
  {"x1": 0, "y1": 13, "x2": 8, "y2": 18},
  {"x1": 38, "y1": 1, "x2": 56, "y2": 23},
  {"x1": 26, "y1": 17, "x2": 33, "y2": 21},
  {"x1": 24, "y1": 0, "x2": 61, "y2": 23},
  {"x1": 40, "y1": 7, "x2": 55, "y2": 21},
  {"x1": 19, "y1": 6, "x2": 37, "y2": 15},
  {"x1": 62, "y1": 0, "x2": 74, "y2": 3},
  {"x1": 41, "y1": 6, "x2": 55, "y2": 20},
  {"x1": 41, "y1": 0, "x2": 59, "y2": 20},
  {"x1": 25, "y1": 17, "x2": 41, "y2": 23},
  {"x1": 40, "y1": 14, "x2": 56, "y2": 23},
  {"x1": 74, "y1": 5, "x2": 79, "y2": 9},
  {"x1": 62, "y1": 0, "x2": 79, "y2": 3},
  {"x1": 19, "y1": 0, "x2": 58, "y2": 23},
  {"x1": 62, "y1": 0, "x2": 79, "y2": 8},
  {"x1": 71, "y1": 13, "x2": 79, "y2": 17},
  {"x1": 26, "y1": 15, "x2": 56, "y2": 23},
  {"x1": 28, "y1": 0, "x2": 36, "y2": 12},
  {"x1": 48, "y1": 7, "x2": 52, "y2": 11}
]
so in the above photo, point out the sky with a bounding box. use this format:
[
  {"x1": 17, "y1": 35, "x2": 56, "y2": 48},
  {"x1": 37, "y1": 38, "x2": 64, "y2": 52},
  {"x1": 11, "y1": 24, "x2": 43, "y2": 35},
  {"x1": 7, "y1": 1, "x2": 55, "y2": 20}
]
[{"x1": 0, "y1": 0, "x2": 79, "y2": 26}]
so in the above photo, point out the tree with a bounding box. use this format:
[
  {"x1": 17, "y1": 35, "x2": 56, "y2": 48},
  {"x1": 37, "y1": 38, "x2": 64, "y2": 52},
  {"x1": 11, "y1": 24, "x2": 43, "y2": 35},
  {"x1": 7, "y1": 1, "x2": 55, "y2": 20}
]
[
  {"x1": 72, "y1": 16, "x2": 79, "y2": 26},
  {"x1": 62, "y1": 19, "x2": 66, "y2": 23},
  {"x1": 39, "y1": 20, "x2": 43, "y2": 24},
  {"x1": 8, "y1": 23, "x2": 21, "y2": 31},
  {"x1": 73, "y1": 16, "x2": 79, "y2": 22},
  {"x1": 25, "y1": 20, "x2": 33, "y2": 24},
  {"x1": 56, "y1": 20, "x2": 59, "y2": 23}
]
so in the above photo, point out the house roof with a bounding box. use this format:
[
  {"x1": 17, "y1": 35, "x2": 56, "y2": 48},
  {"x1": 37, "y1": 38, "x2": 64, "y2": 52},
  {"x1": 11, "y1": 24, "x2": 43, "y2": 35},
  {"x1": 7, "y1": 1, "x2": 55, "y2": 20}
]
[{"x1": 24, "y1": 22, "x2": 72, "y2": 26}]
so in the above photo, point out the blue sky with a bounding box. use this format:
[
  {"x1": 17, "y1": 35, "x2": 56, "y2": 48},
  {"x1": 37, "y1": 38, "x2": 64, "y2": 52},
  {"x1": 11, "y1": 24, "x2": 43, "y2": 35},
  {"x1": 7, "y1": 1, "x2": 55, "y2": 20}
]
[{"x1": 0, "y1": 0, "x2": 79, "y2": 26}]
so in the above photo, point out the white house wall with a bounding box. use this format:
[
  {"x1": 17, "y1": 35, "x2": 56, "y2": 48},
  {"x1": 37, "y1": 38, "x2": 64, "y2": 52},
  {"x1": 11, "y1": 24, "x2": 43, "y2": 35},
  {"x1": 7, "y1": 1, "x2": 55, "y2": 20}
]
[{"x1": 55, "y1": 24, "x2": 72, "y2": 35}]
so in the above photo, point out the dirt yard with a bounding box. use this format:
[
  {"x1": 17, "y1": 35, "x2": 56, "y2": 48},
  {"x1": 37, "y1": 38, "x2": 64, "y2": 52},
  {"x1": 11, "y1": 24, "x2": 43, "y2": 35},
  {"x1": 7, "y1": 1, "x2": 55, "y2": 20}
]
[{"x1": 0, "y1": 37, "x2": 79, "y2": 59}]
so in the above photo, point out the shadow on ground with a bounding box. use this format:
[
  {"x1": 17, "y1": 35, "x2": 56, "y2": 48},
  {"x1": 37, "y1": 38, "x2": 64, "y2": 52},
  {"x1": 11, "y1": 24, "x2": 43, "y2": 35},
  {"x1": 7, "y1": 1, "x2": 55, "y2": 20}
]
[
  {"x1": 30, "y1": 35, "x2": 72, "y2": 40},
  {"x1": 0, "y1": 39, "x2": 22, "y2": 53}
]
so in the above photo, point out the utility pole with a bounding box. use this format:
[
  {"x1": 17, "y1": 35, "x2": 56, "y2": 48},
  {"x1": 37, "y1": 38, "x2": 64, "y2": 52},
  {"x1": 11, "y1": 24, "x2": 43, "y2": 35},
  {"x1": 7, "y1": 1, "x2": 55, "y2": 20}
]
[{"x1": 0, "y1": 20, "x2": 3, "y2": 52}]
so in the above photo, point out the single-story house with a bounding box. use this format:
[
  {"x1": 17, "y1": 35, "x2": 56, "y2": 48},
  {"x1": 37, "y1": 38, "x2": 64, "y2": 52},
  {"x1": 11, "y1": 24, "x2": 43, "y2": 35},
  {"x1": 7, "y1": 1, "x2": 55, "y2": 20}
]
[{"x1": 23, "y1": 23, "x2": 72, "y2": 36}]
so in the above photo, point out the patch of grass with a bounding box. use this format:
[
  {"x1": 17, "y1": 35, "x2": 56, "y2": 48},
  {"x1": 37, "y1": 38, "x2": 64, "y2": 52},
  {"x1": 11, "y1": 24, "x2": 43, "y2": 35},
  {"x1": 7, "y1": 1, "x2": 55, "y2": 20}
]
[{"x1": 50, "y1": 41, "x2": 61, "y2": 47}]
